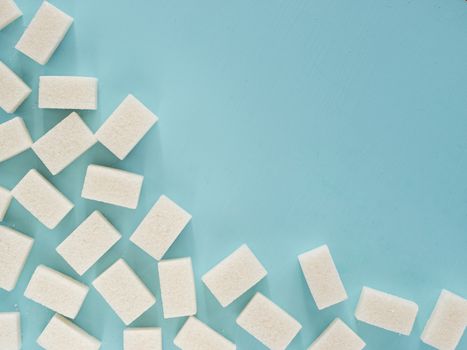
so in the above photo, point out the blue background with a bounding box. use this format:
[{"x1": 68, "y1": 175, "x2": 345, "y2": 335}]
[{"x1": 1, "y1": 0, "x2": 466, "y2": 349}]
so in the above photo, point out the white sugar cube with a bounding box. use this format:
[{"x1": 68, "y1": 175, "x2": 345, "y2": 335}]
[
  {"x1": 0, "y1": 116, "x2": 32, "y2": 163},
  {"x1": 124, "y1": 328, "x2": 162, "y2": 350},
  {"x1": 307, "y1": 318, "x2": 365, "y2": 350},
  {"x1": 421, "y1": 290, "x2": 467, "y2": 350},
  {"x1": 0, "y1": 0, "x2": 22, "y2": 30},
  {"x1": 81, "y1": 165, "x2": 143, "y2": 209},
  {"x1": 354, "y1": 286, "x2": 418, "y2": 335},
  {"x1": 0, "y1": 312, "x2": 21, "y2": 350},
  {"x1": 92, "y1": 259, "x2": 156, "y2": 325},
  {"x1": 15, "y1": 1, "x2": 73, "y2": 65},
  {"x1": 130, "y1": 195, "x2": 191, "y2": 260},
  {"x1": 0, "y1": 226, "x2": 33, "y2": 291},
  {"x1": 174, "y1": 316, "x2": 236, "y2": 350},
  {"x1": 96, "y1": 94, "x2": 158, "y2": 160},
  {"x1": 24, "y1": 265, "x2": 89, "y2": 319},
  {"x1": 37, "y1": 314, "x2": 100, "y2": 350},
  {"x1": 236, "y1": 293, "x2": 302, "y2": 350},
  {"x1": 38, "y1": 76, "x2": 98, "y2": 110},
  {"x1": 202, "y1": 244, "x2": 267, "y2": 307},
  {"x1": 12, "y1": 169, "x2": 74, "y2": 229},
  {"x1": 56, "y1": 211, "x2": 121, "y2": 275},
  {"x1": 158, "y1": 257, "x2": 196, "y2": 319},
  {"x1": 32, "y1": 112, "x2": 96, "y2": 175},
  {"x1": 0, "y1": 62, "x2": 31, "y2": 113},
  {"x1": 298, "y1": 245, "x2": 347, "y2": 310},
  {"x1": 0, "y1": 186, "x2": 12, "y2": 221}
]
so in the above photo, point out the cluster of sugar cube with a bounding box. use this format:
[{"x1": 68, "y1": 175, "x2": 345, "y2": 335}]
[{"x1": 1, "y1": 1, "x2": 466, "y2": 350}]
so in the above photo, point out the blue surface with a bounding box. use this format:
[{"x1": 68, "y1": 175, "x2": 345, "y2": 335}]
[{"x1": 1, "y1": 0, "x2": 467, "y2": 349}]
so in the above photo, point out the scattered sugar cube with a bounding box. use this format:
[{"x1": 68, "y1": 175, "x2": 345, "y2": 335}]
[
  {"x1": 32, "y1": 112, "x2": 96, "y2": 175},
  {"x1": 56, "y1": 211, "x2": 121, "y2": 275},
  {"x1": 158, "y1": 257, "x2": 196, "y2": 319},
  {"x1": 0, "y1": 186, "x2": 12, "y2": 221},
  {"x1": 174, "y1": 316, "x2": 236, "y2": 350},
  {"x1": 0, "y1": 0, "x2": 22, "y2": 30},
  {"x1": 12, "y1": 169, "x2": 74, "y2": 229},
  {"x1": 202, "y1": 244, "x2": 267, "y2": 307},
  {"x1": 24, "y1": 265, "x2": 89, "y2": 319},
  {"x1": 37, "y1": 314, "x2": 100, "y2": 350},
  {"x1": 307, "y1": 318, "x2": 365, "y2": 350},
  {"x1": 81, "y1": 164, "x2": 143, "y2": 209},
  {"x1": 236, "y1": 292, "x2": 302, "y2": 350},
  {"x1": 0, "y1": 117, "x2": 32, "y2": 162},
  {"x1": 95, "y1": 94, "x2": 158, "y2": 160},
  {"x1": 38, "y1": 76, "x2": 98, "y2": 110},
  {"x1": 354, "y1": 286, "x2": 418, "y2": 335},
  {"x1": 15, "y1": 1, "x2": 73, "y2": 65},
  {"x1": 0, "y1": 312, "x2": 21, "y2": 350},
  {"x1": 0, "y1": 226, "x2": 33, "y2": 291},
  {"x1": 421, "y1": 290, "x2": 467, "y2": 350},
  {"x1": 298, "y1": 245, "x2": 347, "y2": 310},
  {"x1": 92, "y1": 259, "x2": 156, "y2": 325},
  {"x1": 0, "y1": 62, "x2": 31, "y2": 113},
  {"x1": 130, "y1": 195, "x2": 191, "y2": 260},
  {"x1": 124, "y1": 328, "x2": 162, "y2": 350}
]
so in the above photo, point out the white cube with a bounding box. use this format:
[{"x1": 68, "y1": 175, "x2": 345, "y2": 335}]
[
  {"x1": 421, "y1": 290, "x2": 467, "y2": 350},
  {"x1": 39, "y1": 76, "x2": 98, "y2": 110},
  {"x1": 32, "y1": 112, "x2": 96, "y2": 175},
  {"x1": 37, "y1": 314, "x2": 100, "y2": 350},
  {"x1": 0, "y1": 226, "x2": 33, "y2": 291},
  {"x1": 0, "y1": 186, "x2": 12, "y2": 221},
  {"x1": 24, "y1": 265, "x2": 89, "y2": 319},
  {"x1": 158, "y1": 257, "x2": 196, "y2": 319},
  {"x1": 307, "y1": 318, "x2": 365, "y2": 350},
  {"x1": 354, "y1": 286, "x2": 418, "y2": 335},
  {"x1": 202, "y1": 244, "x2": 267, "y2": 307},
  {"x1": 92, "y1": 259, "x2": 156, "y2": 325},
  {"x1": 124, "y1": 328, "x2": 162, "y2": 350},
  {"x1": 96, "y1": 94, "x2": 158, "y2": 160},
  {"x1": 0, "y1": 62, "x2": 31, "y2": 113},
  {"x1": 12, "y1": 169, "x2": 74, "y2": 229},
  {"x1": 81, "y1": 165, "x2": 144, "y2": 209},
  {"x1": 174, "y1": 316, "x2": 236, "y2": 350},
  {"x1": 130, "y1": 195, "x2": 191, "y2": 260},
  {"x1": 56, "y1": 211, "x2": 121, "y2": 275},
  {"x1": 0, "y1": 312, "x2": 21, "y2": 350},
  {"x1": 15, "y1": 1, "x2": 73, "y2": 65},
  {"x1": 0, "y1": 0, "x2": 22, "y2": 30},
  {"x1": 236, "y1": 293, "x2": 302, "y2": 350},
  {"x1": 0, "y1": 117, "x2": 32, "y2": 162}
]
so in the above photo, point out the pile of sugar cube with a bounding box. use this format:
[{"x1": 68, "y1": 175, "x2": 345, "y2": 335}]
[{"x1": 1, "y1": 1, "x2": 466, "y2": 349}]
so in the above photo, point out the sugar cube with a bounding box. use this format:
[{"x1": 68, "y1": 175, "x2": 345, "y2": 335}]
[
  {"x1": 0, "y1": 226, "x2": 33, "y2": 291},
  {"x1": 202, "y1": 244, "x2": 267, "y2": 307},
  {"x1": 174, "y1": 316, "x2": 236, "y2": 350},
  {"x1": 37, "y1": 314, "x2": 100, "y2": 350},
  {"x1": 298, "y1": 245, "x2": 347, "y2": 310},
  {"x1": 421, "y1": 290, "x2": 467, "y2": 350},
  {"x1": 307, "y1": 318, "x2": 365, "y2": 350},
  {"x1": 32, "y1": 112, "x2": 96, "y2": 175},
  {"x1": 15, "y1": 1, "x2": 73, "y2": 65},
  {"x1": 81, "y1": 164, "x2": 143, "y2": 209},
  {"x1": 95, "y1": 94, "x2": 158, "y2": 160},
  {"x1": 354, "y1": 286, "x2": 418, "y2": 335},
  {"x1": 38, "y1": 76, "x2": 98, "y2": 110},
  {"x1": 0, "y1": 117, "x2": 32, "y2": 162},
  {"x1": 56, "y1": 211, "x2": 121, "y2": 275},
  {"x1": 0, "y1": 62, "x2": 31, "y2": 113},
  {"x1": 0, "y1": 0, "x2": 22, "y2": 30},
  {"x1": 12, "y1": 169, "x2": 74, "y2": 229},
  {"x1": 130, "y1": 195, "x2": 191, "y2": 260},
  {"x1": 158, "y1": 257, "x2": 196, "y2": 319},
  {"x1": 236, "y1": 292, "x2": 302, "y2": 350},
  {"x1": 92, "y1": 259, "x2": 156, "y2": 325},
  {"x1": 24, "y1": 265, "x2": 89, "y2": 319},
  {"x1": 0, "y1": 312, "x2": 21, "y2": 350},
  {"x1": 0, "y1": 186, "x2": 12, "y2": 221},
  {"x1": 124, "y1": 328, "x2": 162, "y2": 350}
]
